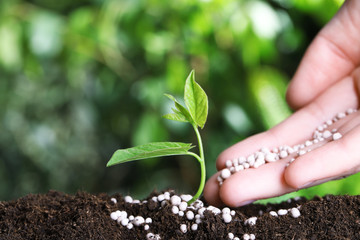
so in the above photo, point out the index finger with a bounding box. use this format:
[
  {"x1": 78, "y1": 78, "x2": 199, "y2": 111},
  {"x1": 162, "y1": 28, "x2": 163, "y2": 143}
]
[{"x1": 217, "y1": 74, "x2": 358, "y2": 170}]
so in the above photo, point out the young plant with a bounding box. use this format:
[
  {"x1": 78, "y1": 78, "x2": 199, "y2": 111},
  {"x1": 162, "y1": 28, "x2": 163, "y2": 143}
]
[{"x1": 106, "y1": 70, "x2": 208, "y2": 204}]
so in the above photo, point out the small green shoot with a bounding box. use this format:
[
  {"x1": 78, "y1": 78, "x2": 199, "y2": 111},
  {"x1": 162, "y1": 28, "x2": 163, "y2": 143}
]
[{"x1": 107, "y1": 70, "x2": 208, "y2": 204}]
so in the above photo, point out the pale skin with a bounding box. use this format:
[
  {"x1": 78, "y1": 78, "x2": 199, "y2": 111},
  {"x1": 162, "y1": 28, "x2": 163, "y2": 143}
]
[{"x1": 204, "y1": 0, "x2": 360, "y2": 207}]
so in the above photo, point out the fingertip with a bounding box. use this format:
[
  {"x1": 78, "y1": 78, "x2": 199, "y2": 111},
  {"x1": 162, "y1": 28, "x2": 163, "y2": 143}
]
[
  {"x1": 286, "y1": 83, "x2": 301, "y2": 110},
  {"x1": 283, "y1": 160, "x2": 306, "y2": 189},
  {"x1": 215, "y1": 154, "x2": 224, "y2": 171},
  {"x1": 220, "y1": 160, "x2": 296, "y2": 207},
  {"x1": 219, "y1": 179, "x2": 247, "y2": 207},
  {"x1": 284, "y1": 149, "x2": 337, "y2": 190},
  {"x1": 218, "y1": 169, "x2": 260, "y2": 207},
  {"x1": 203, "y1": 173, "x2": 224, "y2": 207},
  {"x1": 352, "y1": 67, "x2": 360, "y2": 95},
  {"x1": 286, "y1": 79, "x2": 309, "y2": 110}
]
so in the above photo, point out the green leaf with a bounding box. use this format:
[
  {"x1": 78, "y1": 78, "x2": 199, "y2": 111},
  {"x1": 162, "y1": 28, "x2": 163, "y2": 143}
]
[
  {"x1": 163, "y1": 113, "x2": 188, "y2": 122},
  {"x1": 164, "y1": 93, "x2": 193, "y2": 123},
  {"x1": 164, "y1": 93, "x2": 177, "y2": 102},
  {"x1": 184, "y1": 70, "x2": 208, "y2": 128},
  {"x1": 106, "y1": 142, "x2": 194, "y2": 167}
]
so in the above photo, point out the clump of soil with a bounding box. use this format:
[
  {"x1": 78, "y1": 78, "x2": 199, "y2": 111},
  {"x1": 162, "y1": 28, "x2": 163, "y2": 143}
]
[{"x1": 1, "y1": 190, "x2": 360, "y2": 239}]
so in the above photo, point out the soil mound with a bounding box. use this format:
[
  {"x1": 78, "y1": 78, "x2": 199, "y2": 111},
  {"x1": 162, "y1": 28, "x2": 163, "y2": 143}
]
[{"x1": 1, "y1": 190, "x2": 359, "y2": 239}]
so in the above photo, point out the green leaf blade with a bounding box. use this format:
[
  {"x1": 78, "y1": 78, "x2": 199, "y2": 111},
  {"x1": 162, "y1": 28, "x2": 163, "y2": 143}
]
[
  {"x1": 106, "y1": 142, "x2": 194, "y2": 167},
  {"x1": 162, "y1": 113, "x2": 188, "y2": 122},
  {"x1": 164, "y1": 93, "x2": 177, "y2": 102},
  {"x1": 184, "y1": 70, "x2": 208, "y2": 129},
  {"x1": 164, "y1": 93, "x2": 194, "y2": 123}
]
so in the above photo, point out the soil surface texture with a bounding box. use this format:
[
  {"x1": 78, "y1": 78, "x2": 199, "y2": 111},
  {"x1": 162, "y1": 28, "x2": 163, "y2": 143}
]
[{"x1": 1, "y1": 190, "x2": 360, "y2": 239}]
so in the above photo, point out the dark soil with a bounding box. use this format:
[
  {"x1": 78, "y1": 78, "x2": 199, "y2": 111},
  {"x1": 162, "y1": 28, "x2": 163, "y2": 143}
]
[{"x1": 1, "y1": 190, "x2": 360, "y2": 239}]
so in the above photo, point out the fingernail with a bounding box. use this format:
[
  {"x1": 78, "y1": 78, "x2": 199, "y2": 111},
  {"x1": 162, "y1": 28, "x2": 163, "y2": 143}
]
[
  {"x1": 300, "y1": 177, "x2": 335, "y2": 189},
  {"x1": 299, "y1": 181, "x2": 314, "y2": 189},
  {"x1": 238, "y1": 200, "x2": 255, "y2": 207}
]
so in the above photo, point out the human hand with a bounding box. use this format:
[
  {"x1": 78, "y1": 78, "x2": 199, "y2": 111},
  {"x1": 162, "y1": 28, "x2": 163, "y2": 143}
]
[{"x1": 203, "y1": 0, "x2": 360, "y2": 207}]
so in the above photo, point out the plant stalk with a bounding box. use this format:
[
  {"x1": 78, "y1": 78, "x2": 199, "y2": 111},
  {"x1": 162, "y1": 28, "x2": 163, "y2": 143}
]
[{"x1": 187, "y1": 124, "x2": 206, "y2": 205}]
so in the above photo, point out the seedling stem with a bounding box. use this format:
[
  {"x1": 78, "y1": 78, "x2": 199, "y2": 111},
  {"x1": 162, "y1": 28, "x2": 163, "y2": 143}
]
[{"x1": 186, "y1": 123, "x2": 205, "y2": 204}]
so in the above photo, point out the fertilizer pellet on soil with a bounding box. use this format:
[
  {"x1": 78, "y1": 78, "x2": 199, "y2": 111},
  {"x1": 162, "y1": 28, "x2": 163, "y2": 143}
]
[{"x1": 2, "y1": 190, "x2": 360, "y2": 239}]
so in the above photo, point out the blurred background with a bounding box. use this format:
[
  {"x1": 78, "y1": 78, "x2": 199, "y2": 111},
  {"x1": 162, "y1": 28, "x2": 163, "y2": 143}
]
[{"x1": 1, "y1": 0, "x2": 359, "y2": 203}]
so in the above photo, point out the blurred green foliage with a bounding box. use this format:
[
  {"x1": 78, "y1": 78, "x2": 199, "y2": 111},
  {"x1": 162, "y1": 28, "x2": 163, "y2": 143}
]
[{"x1": 1, "y1": 0, "x2": 357, "y2": 202}]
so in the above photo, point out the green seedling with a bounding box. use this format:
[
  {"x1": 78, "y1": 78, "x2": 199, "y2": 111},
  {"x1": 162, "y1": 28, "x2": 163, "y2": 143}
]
[{"x1": 107, "y1": 70, "x2": 208, "y2": 204}]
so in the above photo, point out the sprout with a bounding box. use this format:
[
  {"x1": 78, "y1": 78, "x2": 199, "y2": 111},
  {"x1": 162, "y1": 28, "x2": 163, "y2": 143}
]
[{"x1": 107, "y1": 70, "x2": 208, "y2": 204}]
